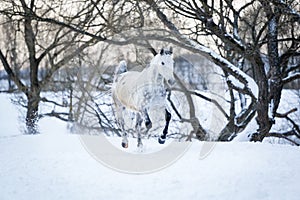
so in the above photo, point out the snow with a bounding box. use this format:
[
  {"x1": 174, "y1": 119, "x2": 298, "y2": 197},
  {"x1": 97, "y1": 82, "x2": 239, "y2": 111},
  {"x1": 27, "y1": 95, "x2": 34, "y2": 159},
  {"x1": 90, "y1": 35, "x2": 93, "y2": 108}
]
[
  {"x1": 1, "y1": 93, "x2": 300, "y2": 200},
  {"x1": 0, "y1": 94, "x2": 21, "y2": 137}
]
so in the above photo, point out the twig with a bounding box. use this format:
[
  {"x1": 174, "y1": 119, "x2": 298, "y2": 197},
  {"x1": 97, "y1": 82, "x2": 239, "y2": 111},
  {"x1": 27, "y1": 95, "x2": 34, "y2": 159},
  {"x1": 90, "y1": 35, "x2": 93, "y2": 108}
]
[
  {"x1": 266, "y1": 131, "x2": 300, "y2": 146},
  {"x1": 39, "y1": 112, "x2": 69, "y2": 122},
  {"x1": 275, "y1": 108, "x2": 297, "y2": 118},
  {"x1": 192, "y1": 91, "x2": 230, "y2": 120},
  {"x1": 275, "y1": 108, "x2": 300, "y2": 139}
]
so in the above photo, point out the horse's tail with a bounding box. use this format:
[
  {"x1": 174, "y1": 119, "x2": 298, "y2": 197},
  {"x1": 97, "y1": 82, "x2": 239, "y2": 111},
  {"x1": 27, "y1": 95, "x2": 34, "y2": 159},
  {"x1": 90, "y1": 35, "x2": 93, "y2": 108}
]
[
  {"x1": 113, "y1": 60, "x2": 127, "y2": 83},
  {"x1": 115, "y1": 60, "x2": 127, "y2": 75}
]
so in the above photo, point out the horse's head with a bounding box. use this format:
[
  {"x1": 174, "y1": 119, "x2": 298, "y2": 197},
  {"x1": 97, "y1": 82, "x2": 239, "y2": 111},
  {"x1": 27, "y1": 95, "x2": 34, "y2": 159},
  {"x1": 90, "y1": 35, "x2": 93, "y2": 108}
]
[{"x1": 151, "y1": 47, "x2": 175, "y2": 86}]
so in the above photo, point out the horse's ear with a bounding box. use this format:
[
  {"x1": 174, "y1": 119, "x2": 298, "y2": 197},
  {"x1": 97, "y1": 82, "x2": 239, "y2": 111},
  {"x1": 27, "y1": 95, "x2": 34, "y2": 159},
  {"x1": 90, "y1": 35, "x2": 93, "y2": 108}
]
[{"x1": 160, "y1": 48, "x2": 164, "y2": 55}]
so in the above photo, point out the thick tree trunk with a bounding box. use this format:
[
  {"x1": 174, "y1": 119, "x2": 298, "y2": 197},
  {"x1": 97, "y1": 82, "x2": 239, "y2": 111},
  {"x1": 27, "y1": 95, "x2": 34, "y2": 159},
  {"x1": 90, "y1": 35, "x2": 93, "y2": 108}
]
[
  {"x1": 250, "y1": 54, "x2": 271, "y2": 141},
  {"x1": 21, "y1": 1, "x2": 41, "y2": 134},
  {"x1": 26, "y1": 92, "x2": 40, "y2": 134},
  {"x1": 252, "y1": 2, "x2": 283, "y2": 141},
  {"x1": 252, "y1": 4, "x2": 282, "y2": 142},
  {"x1": 218, "y1": 120, "x2": 236, "y2": 141},
  {"x1": 266, "y1": 13, "x2": 282, "y2": 122},
  {"x1": 253, "y1": 82, "x2": 271, "y2": 141}
]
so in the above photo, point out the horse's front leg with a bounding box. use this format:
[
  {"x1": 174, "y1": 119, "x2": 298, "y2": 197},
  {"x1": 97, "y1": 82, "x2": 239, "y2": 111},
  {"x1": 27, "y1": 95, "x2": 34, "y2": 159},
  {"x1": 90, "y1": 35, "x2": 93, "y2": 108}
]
[
  {"x1": 158, "y1": 109, "x2": 171, "y2": 144},
  {"x1": 136, "y1": 113, "x2": 143, "y2": 148}
]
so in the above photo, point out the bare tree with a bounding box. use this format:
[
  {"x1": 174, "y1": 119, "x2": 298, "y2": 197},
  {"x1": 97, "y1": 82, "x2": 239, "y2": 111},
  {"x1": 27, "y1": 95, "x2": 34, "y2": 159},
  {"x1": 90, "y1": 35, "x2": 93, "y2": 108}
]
[
  {"x1": 0, "y1": 0, "x2": 103, "y2": 133},
  {"x1": 136, "y1": 0, "x2": 300, "y2": 142},
  {"x1": 0, "y1": 0, "x2": 150, "y2": 134}
]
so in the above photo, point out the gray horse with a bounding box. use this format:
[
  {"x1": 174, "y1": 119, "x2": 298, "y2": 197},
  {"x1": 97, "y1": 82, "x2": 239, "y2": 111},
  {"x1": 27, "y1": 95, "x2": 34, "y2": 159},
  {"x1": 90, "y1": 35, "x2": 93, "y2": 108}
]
[{"x1": 112, "y1": 47, "x2": 175, "y2": 148}]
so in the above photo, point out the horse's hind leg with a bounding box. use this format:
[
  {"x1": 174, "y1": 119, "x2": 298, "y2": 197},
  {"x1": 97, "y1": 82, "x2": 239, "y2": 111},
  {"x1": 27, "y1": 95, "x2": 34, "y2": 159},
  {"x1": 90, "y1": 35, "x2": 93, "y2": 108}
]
[
  {"x1": 120, "y1": 121, "x2": 128, "y2": 148},
  {"x1": 136, "y1": 113, "x2": 143, "y2": 148},
  {"x1": 158, "y1": 109, "x2": 171, "y2": 144},
  {"x1": 121, "y1": 131, "x2": 128, "y2": 148},
  {"x1": 116, "y1": 105, "x2": 128, "y2": 148}
]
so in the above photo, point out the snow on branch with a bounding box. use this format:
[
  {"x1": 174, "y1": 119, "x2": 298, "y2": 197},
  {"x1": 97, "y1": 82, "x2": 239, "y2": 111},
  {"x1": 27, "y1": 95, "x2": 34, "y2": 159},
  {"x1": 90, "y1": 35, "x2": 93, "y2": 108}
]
[
  {"x1": 186, "y1": 35, "x2": 258, "y2": 99},
  {"x1": 282, "y1": 72, "x2": 300, "y2": 84}
]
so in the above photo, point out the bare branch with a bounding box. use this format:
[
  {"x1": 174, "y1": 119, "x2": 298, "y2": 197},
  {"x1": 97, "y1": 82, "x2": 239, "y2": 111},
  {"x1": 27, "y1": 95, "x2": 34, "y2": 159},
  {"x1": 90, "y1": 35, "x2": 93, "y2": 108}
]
[
  {"x1": 192, "y1": 91, "x2": 230, "y2": 120},
  {"x1": 275, "y1": 108, "x2": 300, "y2": 138},
  {"x1": 275, "y1": 108, "x2": 298, "y2": 118},
  {"x1": 266, "y1": 131, "x2": 300, "y2": 146},
  {"x1": 145, "y1": 0, "x2": 258, "y2": 99},
  {"x1": 40, "y1": 97, "x2": 66, "y2": 107},
  {"x1": 282, "y1": 72, "x2": 300, "y2": 84},
  {"x1": 39, "y1": 112, "x2": 69, "y2": 122},
  {"x1": 0, "y1": 49, "x2": 28, "y2": 94}
]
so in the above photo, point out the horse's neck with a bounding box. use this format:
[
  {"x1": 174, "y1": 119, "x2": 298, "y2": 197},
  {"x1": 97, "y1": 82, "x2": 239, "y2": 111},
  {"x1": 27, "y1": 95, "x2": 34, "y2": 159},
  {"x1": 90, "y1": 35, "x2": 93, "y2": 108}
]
[{"x1": 143, "y1": 64, "x2": 162, "y2": 85}]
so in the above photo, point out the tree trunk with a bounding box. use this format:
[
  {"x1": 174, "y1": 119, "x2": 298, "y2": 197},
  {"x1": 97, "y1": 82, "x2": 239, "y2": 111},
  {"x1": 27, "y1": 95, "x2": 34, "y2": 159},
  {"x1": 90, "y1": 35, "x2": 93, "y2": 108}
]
[
  {"x1": 254, "y1": 81, "x2": 271, "y2": 141},
  {"x1": 266, "y1": 10, "x2": 282, "y2": 122},
  {"x1": 250, "y1": 54, "x2": 271, "y2": 141},
  {"x1": 26, "y1": 92, "x2": 40, "y2": 134},
  {"x1": 252, "y1": 3, "x2": 282, "y2": 141},
  {"x1": 21, "y1": 0, "x2": 40, "y2": 134}
]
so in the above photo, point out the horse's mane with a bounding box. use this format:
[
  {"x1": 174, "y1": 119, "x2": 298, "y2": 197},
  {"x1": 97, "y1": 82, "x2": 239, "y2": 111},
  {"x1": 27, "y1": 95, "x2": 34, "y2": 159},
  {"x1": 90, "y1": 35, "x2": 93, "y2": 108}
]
[{"x1": 113, "y1": 60, "x2": 127, "y2": 83}]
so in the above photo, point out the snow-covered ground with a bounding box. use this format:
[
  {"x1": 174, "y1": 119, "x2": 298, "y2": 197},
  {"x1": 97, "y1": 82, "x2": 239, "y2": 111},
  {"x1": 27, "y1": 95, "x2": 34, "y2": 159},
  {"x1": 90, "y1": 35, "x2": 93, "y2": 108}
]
[{"x1": 1, "y1": 93, "x2": 300, "y2": 200}]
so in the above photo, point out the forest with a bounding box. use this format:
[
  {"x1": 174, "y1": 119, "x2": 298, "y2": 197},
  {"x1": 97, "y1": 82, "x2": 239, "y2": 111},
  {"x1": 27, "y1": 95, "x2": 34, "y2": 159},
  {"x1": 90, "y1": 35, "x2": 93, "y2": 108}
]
[{"x1": 0, "y1": 0, "x2": 299, "y2": 144}]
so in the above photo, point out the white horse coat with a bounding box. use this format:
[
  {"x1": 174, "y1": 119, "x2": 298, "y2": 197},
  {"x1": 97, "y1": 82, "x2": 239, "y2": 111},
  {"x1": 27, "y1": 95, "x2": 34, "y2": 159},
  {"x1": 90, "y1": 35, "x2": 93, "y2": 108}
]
[{"x1": 112, "y1": 48, "x2": 175, "y2": 148}]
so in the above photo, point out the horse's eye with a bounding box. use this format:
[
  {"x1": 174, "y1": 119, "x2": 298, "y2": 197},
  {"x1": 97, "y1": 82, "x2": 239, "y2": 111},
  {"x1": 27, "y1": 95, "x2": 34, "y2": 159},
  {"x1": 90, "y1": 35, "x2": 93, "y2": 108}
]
[{"x1": 161, "y1": 62, "x2": 165, "y2": 65}]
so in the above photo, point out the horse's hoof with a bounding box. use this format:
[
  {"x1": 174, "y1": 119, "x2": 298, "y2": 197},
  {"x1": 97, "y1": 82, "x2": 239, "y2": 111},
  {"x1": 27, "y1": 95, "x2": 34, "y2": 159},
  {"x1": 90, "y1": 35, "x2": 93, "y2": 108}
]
[
  {"x1": 137, "y1": 143, "x2": 143, "y2": 148},
  {"x1": 158, "y1": 136, "x2": 166, "y2": 144},
  {"x1": 122, "y1": 142, "x2": 128, "y2": 148}
]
